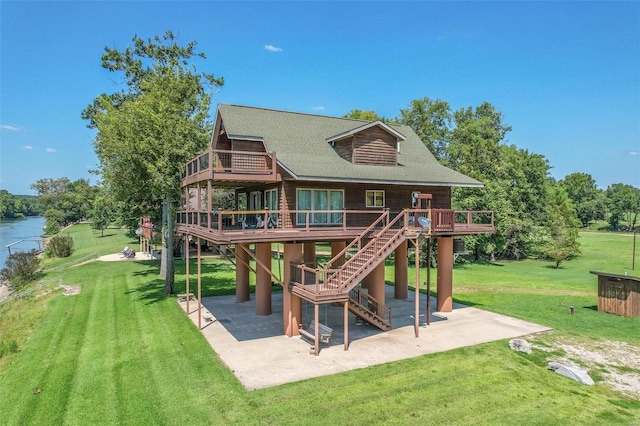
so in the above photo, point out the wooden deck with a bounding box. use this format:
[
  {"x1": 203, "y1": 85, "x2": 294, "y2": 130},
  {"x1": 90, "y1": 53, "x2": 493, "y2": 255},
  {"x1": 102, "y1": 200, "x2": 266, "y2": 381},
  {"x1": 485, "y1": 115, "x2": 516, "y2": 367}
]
[{"x1": 176, "y1": 208, "x2": 494, "y2": 244}]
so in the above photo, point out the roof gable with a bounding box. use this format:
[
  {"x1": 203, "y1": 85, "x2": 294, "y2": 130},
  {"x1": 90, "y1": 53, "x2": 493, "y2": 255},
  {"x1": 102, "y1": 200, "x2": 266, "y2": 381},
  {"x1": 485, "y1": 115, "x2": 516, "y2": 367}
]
[{"x1": 326, "y1": 121, "x2": 406, "y2": 143}]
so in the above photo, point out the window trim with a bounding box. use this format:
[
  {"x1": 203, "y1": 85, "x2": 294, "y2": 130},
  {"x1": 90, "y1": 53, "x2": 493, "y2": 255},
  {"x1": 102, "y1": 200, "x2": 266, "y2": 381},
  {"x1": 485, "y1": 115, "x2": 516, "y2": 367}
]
[{"x1": 365, "y1": 190, "x2": 385, "y2": 208}]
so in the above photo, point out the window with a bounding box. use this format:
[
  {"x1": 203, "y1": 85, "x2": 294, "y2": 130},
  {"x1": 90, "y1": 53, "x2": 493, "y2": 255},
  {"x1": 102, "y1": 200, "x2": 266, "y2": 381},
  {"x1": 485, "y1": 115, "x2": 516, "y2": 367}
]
[
  {"x1": 264, "y1": 189, "x2": 278, "y2": 210},
  {"x1": 366, "y1": 190, "x2": 385, "y2": 208},
  {"x1": 296, "y1": 189, "x2": 344, "y2": 225}
]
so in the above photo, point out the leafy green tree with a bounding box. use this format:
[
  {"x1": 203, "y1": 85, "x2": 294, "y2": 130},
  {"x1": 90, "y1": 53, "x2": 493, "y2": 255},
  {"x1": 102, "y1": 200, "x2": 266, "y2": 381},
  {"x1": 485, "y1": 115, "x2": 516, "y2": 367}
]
[
  {"x1": 544, "y1": 185, "x2": 581, "y2": 268},
  {"x1": 31, "y1": 177, "x2": 97, "y2": 228},
  {"x1": 605, "y1": 183, "x2": 640, "y2": 231},
  {"x1": 0, "y1": 190, "x2": 25, "y2": 219},
  {"x1": 342, "y1": 109, "x2": 393, "y2": 123},
  {"x1": 82, "y1": 30, "x2": 223, "y2": 294},
  {"x1": 91, "y1": 195, "x2": 115, "y2": 236},
  {"x1": 559, "y1": 173, "x2": 606, "y2": 227},
  {"x1": 398, "y1": 97, "x2": 452, "y2": 160}
]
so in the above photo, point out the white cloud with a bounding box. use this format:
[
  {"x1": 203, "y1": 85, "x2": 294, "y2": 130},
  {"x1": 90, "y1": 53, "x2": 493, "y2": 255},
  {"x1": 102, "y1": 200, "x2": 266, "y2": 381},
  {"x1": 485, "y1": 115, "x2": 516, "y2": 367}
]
[
  {"x1": 312, "y1": 106, "x2": 325, "y2": 111},
  {"x1": 46, "y1": 148, "x2": 57, "y2": 153},
  {"x1": 630, "y1": 151, "x2": 638, "y2": 156},
  {"x1": 1, "y1": 124, "x2": 21, "y2": 131},
  {"x1": 264, "y1": 44, "x2": 283, "y2": 52},
  {"x1": 22, "y1": 145, "x2": 33, "y2": 150}
]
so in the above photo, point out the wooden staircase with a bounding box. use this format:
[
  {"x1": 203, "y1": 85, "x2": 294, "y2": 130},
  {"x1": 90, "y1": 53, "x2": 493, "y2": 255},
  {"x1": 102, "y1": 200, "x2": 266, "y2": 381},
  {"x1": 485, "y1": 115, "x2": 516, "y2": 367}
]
[
  {"x1": 291, "y1": 210, "x2": 412, "y2": 328},
  {"x1": 348, "y1": 287, "x2": 392, "y2": 331}
]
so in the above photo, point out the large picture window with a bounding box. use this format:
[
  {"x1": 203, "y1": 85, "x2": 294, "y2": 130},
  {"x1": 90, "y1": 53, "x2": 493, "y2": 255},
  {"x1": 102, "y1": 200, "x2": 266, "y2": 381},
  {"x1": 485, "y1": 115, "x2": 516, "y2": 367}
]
[
  {"x1": 296, "y1": 189, "x2": 344, "y2": 225},
  {"x1": 366, "y1": 190, "x2": 385, "y2": 207}
]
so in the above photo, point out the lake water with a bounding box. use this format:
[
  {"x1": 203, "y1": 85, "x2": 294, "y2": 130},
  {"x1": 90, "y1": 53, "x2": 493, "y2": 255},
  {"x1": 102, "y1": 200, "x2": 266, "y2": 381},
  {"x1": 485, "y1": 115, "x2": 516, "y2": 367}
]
[{"x1": 0, "y1": 216, "x2": 46, "y2": 269}]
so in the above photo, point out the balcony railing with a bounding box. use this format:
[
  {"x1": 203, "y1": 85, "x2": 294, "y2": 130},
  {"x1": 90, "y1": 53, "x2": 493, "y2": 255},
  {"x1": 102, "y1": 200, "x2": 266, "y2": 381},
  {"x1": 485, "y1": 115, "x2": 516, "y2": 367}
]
[
  {"x1": 176, "y1": 208, "x2": 494, "y2": 239},
  {"x1": 181, "y1": 148, "x2": 278, "y2": 185}
]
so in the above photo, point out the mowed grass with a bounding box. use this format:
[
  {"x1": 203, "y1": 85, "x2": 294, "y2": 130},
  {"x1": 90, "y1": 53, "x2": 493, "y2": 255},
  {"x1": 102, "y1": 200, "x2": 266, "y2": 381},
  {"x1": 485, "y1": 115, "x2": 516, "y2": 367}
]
[{"x1": 0, "y1": 227, "x2": 639, "y2": 424}]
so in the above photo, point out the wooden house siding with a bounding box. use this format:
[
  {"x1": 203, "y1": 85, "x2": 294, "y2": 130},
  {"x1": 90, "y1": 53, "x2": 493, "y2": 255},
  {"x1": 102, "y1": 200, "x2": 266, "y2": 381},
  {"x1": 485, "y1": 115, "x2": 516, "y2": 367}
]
[
  {"x1": 334, "y1": 138, "x2": 353, "y2": 163},
  {"x1": 353, "y1": 127, "x2": 397, "y2": 166},
  {"x1": 593, "y1": 272, "x2": 640, "y2": 318}
]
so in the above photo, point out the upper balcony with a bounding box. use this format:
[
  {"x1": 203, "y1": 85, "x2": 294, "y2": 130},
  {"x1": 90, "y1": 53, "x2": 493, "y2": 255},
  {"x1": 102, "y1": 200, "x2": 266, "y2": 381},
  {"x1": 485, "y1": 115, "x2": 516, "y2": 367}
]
[{"x1": 181, "y1": 148, "x2": 280, "y2": 187}]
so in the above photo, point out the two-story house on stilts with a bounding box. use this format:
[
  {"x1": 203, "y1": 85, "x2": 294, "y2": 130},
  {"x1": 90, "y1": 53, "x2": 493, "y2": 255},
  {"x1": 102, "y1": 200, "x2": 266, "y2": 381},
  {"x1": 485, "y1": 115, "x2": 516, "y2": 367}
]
[{"x1": 177, "y1": 104, "x2": 494, "y2": 355}]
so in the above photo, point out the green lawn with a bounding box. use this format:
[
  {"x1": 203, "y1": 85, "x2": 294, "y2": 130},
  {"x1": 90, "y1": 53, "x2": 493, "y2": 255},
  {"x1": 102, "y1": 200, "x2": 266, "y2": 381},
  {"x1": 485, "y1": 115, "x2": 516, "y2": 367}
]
[{"x1": 0, "y1": 226, "x2": 638, "y2": 424}]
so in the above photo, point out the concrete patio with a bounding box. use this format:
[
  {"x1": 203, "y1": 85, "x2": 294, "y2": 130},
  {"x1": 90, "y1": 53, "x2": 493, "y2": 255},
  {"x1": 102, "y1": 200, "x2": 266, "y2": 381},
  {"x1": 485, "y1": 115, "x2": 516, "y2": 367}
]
[{"x1": 178, "y1": 285, "x2": 551, "y2": 390}]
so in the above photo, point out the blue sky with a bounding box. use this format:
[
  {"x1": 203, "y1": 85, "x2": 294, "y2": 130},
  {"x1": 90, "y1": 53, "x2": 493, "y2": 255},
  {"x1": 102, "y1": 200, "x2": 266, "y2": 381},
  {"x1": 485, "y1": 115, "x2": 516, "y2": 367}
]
[{"x1": 1, "y1": 1, "x2": 638, "y2": 195}]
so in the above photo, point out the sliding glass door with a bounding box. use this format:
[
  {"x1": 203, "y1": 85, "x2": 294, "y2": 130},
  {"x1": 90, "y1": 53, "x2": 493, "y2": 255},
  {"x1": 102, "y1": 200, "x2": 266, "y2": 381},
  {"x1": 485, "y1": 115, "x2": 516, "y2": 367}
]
[{"x1": 296, "y1": 189, "x2": 343, "y2": 225}]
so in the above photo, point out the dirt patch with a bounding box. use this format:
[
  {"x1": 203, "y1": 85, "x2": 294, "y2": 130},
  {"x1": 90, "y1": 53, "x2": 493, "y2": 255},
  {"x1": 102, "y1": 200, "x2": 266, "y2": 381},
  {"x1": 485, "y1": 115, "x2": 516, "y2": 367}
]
[
  {"x1": 531, "y1": 334, "x2": 640, "y2": 399},
  {"x1": 59, "y1": 285, "x2": 81, "y2": 296}
]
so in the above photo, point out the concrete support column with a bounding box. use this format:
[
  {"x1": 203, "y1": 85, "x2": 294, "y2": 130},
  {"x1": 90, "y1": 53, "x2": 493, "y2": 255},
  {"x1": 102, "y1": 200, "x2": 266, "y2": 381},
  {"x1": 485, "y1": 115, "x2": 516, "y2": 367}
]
[
  {"x1": 283, "y1": 243, "x2": 302, "y2": 336},
  {"x1": 303, "y1": 241, "x2": 316, "y2": 265},
  {"x1": 235, "y1": 243, "x2": 250, "y2": 302},
  {"x1": 394, "y1": 240, "x2": 408, "y2": 300},
  {"x1": 331, "y1": 241, "x2": 346, "y2": 266},
  {"x1": 362, "y1": 261, "x2": 386, "y2": 315},
  {"x1": 255, "y1": 242, "x2": 272, "y2": 316},
  {"x1": 436, "y1": 237, "x2": 453, "y2": 312}
]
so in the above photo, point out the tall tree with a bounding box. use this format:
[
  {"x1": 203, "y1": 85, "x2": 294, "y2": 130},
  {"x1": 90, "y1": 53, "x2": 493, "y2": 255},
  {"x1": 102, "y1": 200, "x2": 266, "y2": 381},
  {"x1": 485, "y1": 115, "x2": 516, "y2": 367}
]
[
  {"x1": 398, "y1": 97, "x2": 452, "y2": 160},
  {"x1": 544, "y1": 185, "x2": 581, "y2": 268},
  {"x1": 82, "y1": 31, "x2": 223, "y2": 294},
  {"x1": 559, "y1": 172, "x2": 606, "y2": 227},
  {"x1": 30, "y1": 177, "x2": 97, "y2": 232},
  {"x1": 605, "y1": 183, "x2": 640, "y2": 231}
]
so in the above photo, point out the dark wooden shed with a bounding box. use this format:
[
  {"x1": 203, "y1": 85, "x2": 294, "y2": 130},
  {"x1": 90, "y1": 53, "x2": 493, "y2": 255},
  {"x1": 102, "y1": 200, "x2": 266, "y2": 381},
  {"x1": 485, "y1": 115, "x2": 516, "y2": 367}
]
[{"x1": 590, "y1": 271, "x2": 640, "y2": 318}]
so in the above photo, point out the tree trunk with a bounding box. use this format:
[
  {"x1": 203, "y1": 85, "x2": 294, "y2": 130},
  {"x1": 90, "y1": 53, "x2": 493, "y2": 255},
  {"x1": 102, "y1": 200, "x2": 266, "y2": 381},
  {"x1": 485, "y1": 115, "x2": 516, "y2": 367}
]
[{"x1": 160, "y1": 198, "x2": 175, "y2": 295}]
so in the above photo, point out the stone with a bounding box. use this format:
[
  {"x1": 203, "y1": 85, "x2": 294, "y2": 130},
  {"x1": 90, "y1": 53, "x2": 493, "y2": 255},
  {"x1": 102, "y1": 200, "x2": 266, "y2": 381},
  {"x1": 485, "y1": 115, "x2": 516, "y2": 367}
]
[
  {"x1": 548, "y1": 362, "x2": 595, "y2": 386},
  {"x1": 509, "y1": 338, "x2": 532, "y2": 354}
]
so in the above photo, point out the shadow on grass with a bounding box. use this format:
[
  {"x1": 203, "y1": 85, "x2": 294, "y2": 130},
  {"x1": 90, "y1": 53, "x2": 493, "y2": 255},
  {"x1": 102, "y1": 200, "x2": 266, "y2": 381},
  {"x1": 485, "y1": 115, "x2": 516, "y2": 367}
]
[
  {"x1": 544, "y1": 265, "x2": 564, "y2": 270},
  {"x1": 453, "y1": 259, "x2": 505, "y2": 270},
  {"x1": 583, "y1": 305, "x2": 598, "y2": 311},
  {"x1": 125, "y1": 278, "x2": 167, "y2": 305},
  {"x1": 451, "y1": 296, "x2": 482, "y2": 307}
]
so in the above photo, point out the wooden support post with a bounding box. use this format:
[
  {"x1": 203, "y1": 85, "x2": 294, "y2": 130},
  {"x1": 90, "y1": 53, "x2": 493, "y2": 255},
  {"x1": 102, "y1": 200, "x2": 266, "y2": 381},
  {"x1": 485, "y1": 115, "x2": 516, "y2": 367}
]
[
  {"x1": 394, "y1": 240, "x2": 408, "y2": 299},
  {"x1": 331, "y1": 241, "x2": 346, "y2": 266},
  {"x1": 185, "y1": 236, "x2": 190, "y2": 314},
  {"x1": 197, "y1": 237, "x2": 202, "y2": 330},
  {"x1": 363, "y1": 262, "x2": 385, "y2": 315},
  {"x1": 255, "y1": 242, "x2": 272, "y2": 315},
  {"x1": 437, "y1": 237, "x2": 453, "y2": 312},
  {"x1": 207, "y1": 179, "x2": 212, "y2": 229},
  {"x1": 414, "y1": 238, "x2": 420, "y2": 337},
  {"x1": 303, "y1": 241, "x2": 316, "y2": 265},
  {"x1": 236, "y1": 243, "x2": 250, "y2": 302},
  {"x1": 314, "y1": 303, "x2": 319, "y2": 356},
  {"x1": 426, "y1": 238, "x2": 431, "y2": 325},
  {"x1": 344, "y1": 301, "x2": 349, "y2": 351},
  {"x1": 283, "y1": 243, "x2": 302, "y2": 336}
]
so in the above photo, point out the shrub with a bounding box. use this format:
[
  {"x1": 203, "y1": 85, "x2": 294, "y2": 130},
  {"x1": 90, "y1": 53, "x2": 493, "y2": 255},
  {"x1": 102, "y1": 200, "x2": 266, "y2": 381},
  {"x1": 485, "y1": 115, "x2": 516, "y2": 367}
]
[
  {"x1": 0, "y1": 250, "x2": 41, "y2": 288},
  {"x1": 47, "y1": 234, "x2": 74, "y2": 258}
]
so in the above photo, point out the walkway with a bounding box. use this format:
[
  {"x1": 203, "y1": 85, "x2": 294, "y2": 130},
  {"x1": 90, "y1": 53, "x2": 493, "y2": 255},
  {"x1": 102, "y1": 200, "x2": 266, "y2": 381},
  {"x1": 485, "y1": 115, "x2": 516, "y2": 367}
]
[{"x1": 179, "y1": 286, "x2": 550, "y2": 390}]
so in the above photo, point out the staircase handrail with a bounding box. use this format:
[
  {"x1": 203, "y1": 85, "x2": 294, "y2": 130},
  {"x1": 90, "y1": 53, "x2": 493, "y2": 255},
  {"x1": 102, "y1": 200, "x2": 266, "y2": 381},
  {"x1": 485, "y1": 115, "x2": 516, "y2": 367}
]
[
  {"x1": 334, "y1": 210, "x2": 409, "y2": 291},
  {"x1": 348, "y1": 287, "x2": 392, "y2": 328},
  {"x1": 323, "y1": 209, "x2": 390, "y2": 269}
]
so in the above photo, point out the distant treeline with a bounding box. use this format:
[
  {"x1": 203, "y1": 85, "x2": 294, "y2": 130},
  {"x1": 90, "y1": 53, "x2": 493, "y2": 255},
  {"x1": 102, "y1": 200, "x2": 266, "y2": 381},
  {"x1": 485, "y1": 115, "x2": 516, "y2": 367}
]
[{"x1": 0, "y1": 190, "x2": 42, "y2": 219}]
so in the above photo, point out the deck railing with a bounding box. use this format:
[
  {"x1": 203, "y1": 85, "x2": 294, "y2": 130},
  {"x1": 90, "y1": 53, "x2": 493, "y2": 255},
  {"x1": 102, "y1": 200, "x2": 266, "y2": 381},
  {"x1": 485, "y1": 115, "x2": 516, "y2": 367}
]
[
  {"x1": 176, "y1": 208, "x2": 494, "y2": 237},
  {"x1": 182, "y1": 148, "x2": 277, "y2": 184}
]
